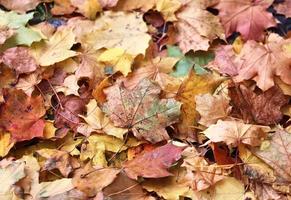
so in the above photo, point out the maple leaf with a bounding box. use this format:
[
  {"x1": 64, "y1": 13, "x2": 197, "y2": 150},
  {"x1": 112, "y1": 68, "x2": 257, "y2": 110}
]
[
  {"x1": 81, "y1": 11, "x2": 151, "y2": 56},
  {"x1": 203, "y1": 120, "x2": 271, "y2": 147},
  {"x1": 175, "y1": 0, "x2": 224, "y2": 53},
  {"x1": 103, "y1": 172, "x2": 154, "y2": 200},
  {"x1": 182, "y1": 147, "x2": 225, "y2": 191},
  {"x1": 123, "y1": 143, "x2": 184, "y2": 179},
  {"x1": 195, "y1": 93, "x2": 231, "y2": 127},
  {"x1": 176, "y1": 71, "x2": 224, "y2": 138},
  {"x1": 0, "y1": 10, "x2": 42, "y2": 48},
  {"x1": 0, "y1": 89, "x2": 46, "y2": 142},
  {"x1": 156, "y1": 0, "x2": 182, "y2": 21},
  {"x1": 31, "y1": 27, "x2": 77, "y2": 66},
  {"x1": 54, "y1": 94, "x2": 87, "y2": 137},
  {"x1": 0, "y1": 47, "x2": 38, "y2": 75},
  {"x1": 253, "y1": 129, "x2": 291, "y2": 182},
  {"x1": 51, "y1": 0, "x2": 76, "y2": 15},
  {"x1": 103, "y1": 78, "x2": 181, "y2": 143},
  {"x1": 99, "y1": 0, "x2": 119, "y2": 9},
  {"x1": 234, "y1": 34, "x2": 291, "y2": 91},
  {"x1": 15, "y1": 72, "x2": 41, "y2": 96},
  {"x1": 72, "y1": 163, "x2": 120, "y2": 197},
  {"x1": 37, "y1": 148, "x2": 80, "y2": 177},
  {"x1": 214, "y1": 0, "x2": 276, "y2": 41},
  {"x1": 78, "y1": 99, "x2": 127, "y2": 138},
  {"x1": 229, "y1": 84, "x2": 289, "y2": 125}
]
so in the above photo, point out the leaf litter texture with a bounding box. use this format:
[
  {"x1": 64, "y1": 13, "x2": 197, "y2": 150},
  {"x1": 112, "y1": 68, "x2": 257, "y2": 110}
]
[{"x1": 0, "y1": 0, "x2": 290, "y2": 199}]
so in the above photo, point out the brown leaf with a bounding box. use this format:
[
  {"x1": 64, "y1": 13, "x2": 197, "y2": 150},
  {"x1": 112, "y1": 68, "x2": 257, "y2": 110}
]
[
  {"x1": 229, "y1": 84, "x2": 289, "y2": 125},
  {"x1": 103, "y1": 172, "x2": 153, "y2": 200},
  {"x1": 195, "y1": 93, "x2": 231, "y2": 127},
  {"x1": 72, "y1": 163, "x2": 120, "y2": 197},
  {"x1": 175, "y1": 0, "x2": 224, "y2": 53},
  {"x1": 103, "y1": 78, "x2": 181, "y2": 143},
  {"x1": 253, "y1": 129, "x2": 291, "y2": 182},
  {"x1": 274, "y1": 0, "x2": 291, "y2": 18},
  {"x1": 0, "y1": 89, "x2": 45, "y2": 141},
  {"x1": 37, "y1": 149, "x2": 80, "y2": 177},
  {"x1": 0, "y1": 47, "x2": 38, "y2": 75},
  {"x1": 123, "y1": 143, "x2": 184, "y2": 179},
  {"x1": 114, "y1": 0, "x2": 156, "y2": 12},
  {"x1": 54, "y1": 94, "x2": 87, "y2": 137},
  {"x1": 203, "y1": 120, "x2": 270, "y2": 147},
  {"x1": 214, "y1": 0, "x2": 276, "y2": 41}
]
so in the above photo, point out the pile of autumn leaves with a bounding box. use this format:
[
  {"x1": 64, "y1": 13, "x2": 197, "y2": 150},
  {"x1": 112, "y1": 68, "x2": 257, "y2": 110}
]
[{"x1": 0, "y1": 0, "x2": 290, "y2": 199}]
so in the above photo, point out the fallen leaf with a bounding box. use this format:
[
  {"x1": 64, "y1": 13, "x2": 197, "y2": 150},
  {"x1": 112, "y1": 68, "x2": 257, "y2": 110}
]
[
  {"x1": 253, "y1": 129, "x2": 291, "y2": 182},
  {"x1": 274, "y1": 0, "x2": 291, "y2": 18},
  {"x1": 37, "y1": 148, "x2": 80, "y2": 177},
  {"x1": 0, "y1": 89, "x2": 46, "y2": 141},
  {"x1": 142, "y1": 167, "x2": 192, "y2": 200},
  {"x1": 0, "y1": 132, "x2": 14, "y2": 157},
  {"x1": 1, "y1": 47, "x2": 38, "y2": 75},
  {"x1": 203, "y1": 120, "x2": 270, "y2": 147},
  {"x1": 195, "y1": 93, "x2": 231, "y2": 127},
  {"x1": 156, "y1": 0, "x2": 181, "y2": 21},
  {"x1": 0, "y1": 10, "x2": 42, "y2": 48},
  {"x1": 234, "y1": 34, "x2": 291, "y2": 91},
  {"x1": 0, "y1": 159, "x2": 25, "y2": 198},
  {"x1": 56, "y1": 74, "x2": 80, "y2": 96},
  {"x1": 51, "y1": 0, "x2": 76, "y2": 15},
  {"x1": 103, "y1": 78, "x2": 181, "y2": 143},
  {"x1": 98, "y1": 48, "x2": 134, "y2": 76},
  {"x1": 71, "y1": 0, "x2": 102, "y2": 20},
  {"x1": 214, "y1": 0, "x2": 276, "y2": 41},
  {"x1": 103, "y1": 172, "x2": 154, "y2": 200},
  {"x1": 123, "y1": 143, "x2": 184, "y2": 179},
  {"x1": 99, "y1": 0, "x2": 119, "y2": 8},
  {"x1": 54, "y1": 94, "x2": 87, "y2": 137},
  {"x1": 15, "y1": 72, "x2": 41, "y2": 96},
  {"x1": 175, "y1": 0, "x2": 224, "y2": 53},
  {"x1": 114, "y1": 0, "x2": 156, "y2": 11},
  {"x1": 31, "y1": 27, "x2": 77, "y2": 66},
  {"x1": 229, "y1": 84, "x2": 289, "y2": 125},
  {"x1": 78, "y1": 99, "x2": 127, "y2": 138},
  {"x1": 81, "y1": 11, "x2": 151, "y2": 56},
  {"x1": 35, "y1": 178, "x2": 75, "y2": 198},
  {"x1": 0, "y1": 26, "x2": 14, "y2": 44},
  {"x1": 80, "y1": 134, "x2": 126, "y2": 166},
  {"x1": 73, "y1": 163, "x2": 120, "y2": 197},
  {"x1": 176, "y1": 71, "x2": 224, "y2": 139},
  {"x1": 0, "y1": 0, "x2": 44, "y2": 13}
]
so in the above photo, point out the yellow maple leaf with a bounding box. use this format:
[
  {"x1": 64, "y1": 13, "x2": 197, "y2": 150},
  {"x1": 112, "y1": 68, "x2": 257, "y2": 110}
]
[
  {"x1": 31, "y1": 28, "x2": 77, "y2": 66},
  {"x1": 156, "y1": 0, "x2": 182, "y2": 21},
  {"x1": 98, "y1": 48, "x2": 134, "y2": 76},
  {"x1": 71, "y1": 0, "x2": 102, "y2": 20}
]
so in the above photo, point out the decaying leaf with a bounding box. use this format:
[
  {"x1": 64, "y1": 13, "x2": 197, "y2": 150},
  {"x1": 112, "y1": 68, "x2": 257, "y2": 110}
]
[
  {"x1": 229, "y1": 84, "x2": 289, "y2": 125},
  {"x1": 123, "y1": 143, "x2": 184, "y2": 179},
  {"x1": 103, "y1": 78, "x2": 181, "y2": 143},
  {"x1": 0, "y1": 89, "x2": 46, "y2": 141},
  {"x1": 0, "y1": 0, "x2": 44, "y2": 13}
]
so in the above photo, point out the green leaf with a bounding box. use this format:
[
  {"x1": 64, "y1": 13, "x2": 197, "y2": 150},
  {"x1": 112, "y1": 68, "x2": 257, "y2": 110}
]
[
  {"x1": 0, "y1": 10, "x2": 42, "y2": 50},
  {"x1": 167, "y1": 45, "x2": 214, "y2": 77}
]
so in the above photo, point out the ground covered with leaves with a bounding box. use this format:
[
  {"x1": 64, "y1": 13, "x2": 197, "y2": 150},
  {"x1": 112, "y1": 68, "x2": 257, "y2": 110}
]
[{"x1": 0, "y1": 0, "x2": 290, "y2": 199}]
